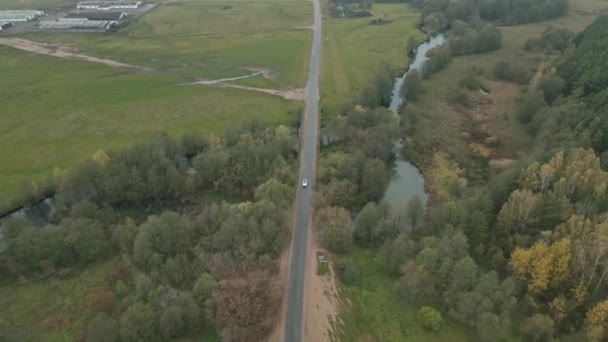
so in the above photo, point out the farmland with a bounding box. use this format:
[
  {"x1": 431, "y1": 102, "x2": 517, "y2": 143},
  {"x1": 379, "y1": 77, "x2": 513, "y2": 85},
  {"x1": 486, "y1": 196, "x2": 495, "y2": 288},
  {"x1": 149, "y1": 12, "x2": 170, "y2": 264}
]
[
  {"x1": 0, "y1": 0, "x2": 312, "y2": 208},
  {"x1": 25, "y1": 1, "x2": 313, "y2": 88},
  {"x1": 321, "y1": 3, "x2": 424, "y2": 116}
]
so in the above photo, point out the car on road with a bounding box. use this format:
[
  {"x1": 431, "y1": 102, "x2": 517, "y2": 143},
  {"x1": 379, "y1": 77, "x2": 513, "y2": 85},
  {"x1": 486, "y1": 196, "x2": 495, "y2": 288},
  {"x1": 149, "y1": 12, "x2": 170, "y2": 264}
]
[{"x1": 302, "y1": 178, "x2": 308, "y2": 187}]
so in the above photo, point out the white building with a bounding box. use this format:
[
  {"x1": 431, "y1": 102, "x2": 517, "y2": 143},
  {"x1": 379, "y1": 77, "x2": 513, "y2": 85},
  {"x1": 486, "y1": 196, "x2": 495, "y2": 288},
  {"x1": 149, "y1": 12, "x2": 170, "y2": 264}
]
[
  {"x1": 39, "y1": 19, "x2": 118, "y2": 31},
  {"x1": 76, "y1": 1, "x2": 143, "y2": 10},
  {"x1": 0, "y1": 10, "x2": 45, "y2": 22}
]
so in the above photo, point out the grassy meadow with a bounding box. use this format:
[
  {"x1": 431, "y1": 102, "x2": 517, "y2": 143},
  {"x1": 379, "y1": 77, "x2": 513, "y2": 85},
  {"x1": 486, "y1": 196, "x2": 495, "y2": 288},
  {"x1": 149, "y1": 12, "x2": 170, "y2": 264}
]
[
  {"x1": 0, "y1": 46, "x2": 302, "y2": 207},
  {"x1": 26, "y1": 1, "x2": 313, "y2": 88},
  {"x1": 334, "y1": 248, "x2": 473, "y2": 341},
  {"x1": 321, "y1": 3, "x2": 425, "y2": 116}
]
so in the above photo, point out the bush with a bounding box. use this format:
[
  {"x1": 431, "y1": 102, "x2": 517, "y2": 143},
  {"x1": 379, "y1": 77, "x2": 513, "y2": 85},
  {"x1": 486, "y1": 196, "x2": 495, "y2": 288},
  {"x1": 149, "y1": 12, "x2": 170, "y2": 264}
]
[
  {"x1": 86, "y1": 313, "x2": 119, "y2": 342},
  {"x1": 517, "y1": 91, "x2": 546, "y2": 123},
  {"x1": 423, "y1": 46, "x2": 452, "y2": 78},
  {"x1": 538, "y1": 75, "x2": 566, "y2": 104},
  {"x1": 493, "y1": 61, "x2": 533, "y2": 84},
  {"x1": 520, "y1": 314, "x2": 555, "y2": 341},
  {"x1": 335, "y1": 259, "x2": 361, "y2": 285},
  {"x1": 418, "y1": 306, "x2": 443, "y2": 331}
]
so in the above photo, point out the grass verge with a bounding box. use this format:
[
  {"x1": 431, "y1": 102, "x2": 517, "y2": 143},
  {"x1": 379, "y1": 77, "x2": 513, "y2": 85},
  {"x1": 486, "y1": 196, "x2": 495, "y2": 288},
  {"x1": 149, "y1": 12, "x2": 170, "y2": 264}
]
[
  {"x1": 321, "y1": 3, "x2": 425, "y2": 116},
  {"x1": 333, "y1": 248, "x2": 472, "y2": 341}
]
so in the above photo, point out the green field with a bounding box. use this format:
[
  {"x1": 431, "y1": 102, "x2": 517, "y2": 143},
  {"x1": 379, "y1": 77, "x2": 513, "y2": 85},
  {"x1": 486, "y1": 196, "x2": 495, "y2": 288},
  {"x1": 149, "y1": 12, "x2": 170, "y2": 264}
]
[
  {"x1": 0, "y1": 46, "x2": 301, "y2": 207},
  {"x1": 321, "y1": 3, "x2": 425, "y2": 116},
  {"x1": 334, "y1": 248, "x2": 473, "y2": 341},
  {"x1": 26, "y1": 1, "x2": 313, "y2": 88},
  {"x1": 0, "y1": 258, "x2": 117, "y2": 339}
]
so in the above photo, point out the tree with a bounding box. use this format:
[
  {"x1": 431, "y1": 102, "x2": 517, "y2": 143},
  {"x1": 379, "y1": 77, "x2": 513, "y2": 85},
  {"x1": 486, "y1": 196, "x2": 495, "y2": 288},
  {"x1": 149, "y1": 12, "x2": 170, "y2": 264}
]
[
  {"x1": 448, "y1": 257, "x2": 478, "y2": 293},
  {"x1": 316, "y1": 206, "x2": 354, "y2": 253},
  {"x1": 133, "y1": 212, "x2": 194, "y2": 273},
  {"x1": 520, "y1": 314, "x2": 556, "y2": 342},
  {"x1": 378, "y1": 234, "x2": 416, "y2": 275},
  {"x1": 212, "y1": 270, "x2": 279, "y2": 341},
  {"x1": 476, "y1": 312, "x2": 511, "y2": 342},
  {"x1": 585, "y1": 300, "x2": 608, "y2": 341},
  {"x1": 86, "y1": 313, "x2": 119, "y2": 342},
  {"x1": 497, "y1": 189, "x2": 539, "y2": 237},
  {"x1": 395, "y1": 261, "x2": 437, "y2": 303},
  {"x1": 193, "y1": 273, "x2": 217, "y2": 309},
  {"x1": 418, "y1": 306, "x2": 443, "y2": 332},
  {"x1": 354, "y1": 202, "x2": 387, "y2": 245},
  {"x1": 403, "y1": 70, "x2": 422, "y2": 101},
  {"x1": 510, "y1": 238, "x2": 571, "y2": 293},
  {"x1": 335, "y1": 259, "x2": 361, "y2": 285},
  {"x1": 538, "y1": 75, "x2": 566, "y2": 104},
  {"x1": 119, "y1": 303, "x2": 159, "y2": 342},
  {"x1": 62, "y1": 218, "x2": 107, "y2": 263}
]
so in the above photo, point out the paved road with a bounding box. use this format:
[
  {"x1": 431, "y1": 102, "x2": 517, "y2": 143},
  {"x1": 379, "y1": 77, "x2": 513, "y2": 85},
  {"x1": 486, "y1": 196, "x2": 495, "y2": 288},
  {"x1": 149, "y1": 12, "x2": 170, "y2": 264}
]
[{"x1": 284, "y1": 0, "x2": 321, "y2": 340}]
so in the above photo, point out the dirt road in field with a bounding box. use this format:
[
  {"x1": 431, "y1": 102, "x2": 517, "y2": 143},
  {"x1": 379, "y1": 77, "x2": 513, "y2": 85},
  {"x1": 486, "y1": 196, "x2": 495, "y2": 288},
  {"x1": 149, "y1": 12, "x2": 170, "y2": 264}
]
[{"x1": 0, "y1": 38, "x2": 152, "y2": 71}]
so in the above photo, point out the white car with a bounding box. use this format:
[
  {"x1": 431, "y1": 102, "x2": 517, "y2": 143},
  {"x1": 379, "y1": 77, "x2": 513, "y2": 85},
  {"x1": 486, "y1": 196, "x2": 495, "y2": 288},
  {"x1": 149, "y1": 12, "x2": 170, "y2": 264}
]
[{"x1": 302, "y1": 178, "x2": 308, "y2": 187}]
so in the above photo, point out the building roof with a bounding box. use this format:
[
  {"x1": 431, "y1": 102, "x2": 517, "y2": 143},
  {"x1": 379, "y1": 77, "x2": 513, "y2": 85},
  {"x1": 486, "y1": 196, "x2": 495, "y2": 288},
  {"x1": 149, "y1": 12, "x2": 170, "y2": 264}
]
[
  {"x1": 77, "y1": 1, "x2": 142, "y2": 8},
  {"x1": 65, "y1": 12, "x2": 126, "y2": 20},
  {"x1": 0, "y1": 10, "x2": 44, "y2": 21},
  {"x1": 39, "y1": 19, "x2": 117, "y2": 30}
]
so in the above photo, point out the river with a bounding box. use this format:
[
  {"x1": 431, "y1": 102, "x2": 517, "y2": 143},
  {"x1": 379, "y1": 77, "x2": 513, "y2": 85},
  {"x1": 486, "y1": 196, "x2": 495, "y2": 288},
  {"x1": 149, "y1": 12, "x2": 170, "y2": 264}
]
[{"x1": 384, "y1": 34, "x2": 446, "y2": 209}]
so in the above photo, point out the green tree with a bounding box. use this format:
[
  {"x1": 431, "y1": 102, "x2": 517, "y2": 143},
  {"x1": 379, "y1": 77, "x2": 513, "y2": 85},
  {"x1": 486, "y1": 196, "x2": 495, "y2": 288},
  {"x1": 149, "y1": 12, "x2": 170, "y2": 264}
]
[
  {"x1": 119, "y1": 303, "x2": 159, "y2": 342},
  {"x1": 193, "y1": 273, "x2": 217, "y2": 309},
  {"x1": 378, "y1": 234, "x2": 416, "y2": 275},
  {"x1": 538, "y1": 75, "x2": 566, "y2": 104},
  {"x1": 418, "y1": 306, "x2": 443, "y2": 332},
  {"x1": 62, "y1": 218, "x2": 107, "y2": 263},
  {"x1": 520, "y1": 314, "x2": 556, "y2": 342},
  {"x1": 316, "y1": 206, "x2": 354, "y2": 254},
  {"x1": 86, "y1": 313, "x2": 118, "y2": 342},
  {"x1": 354, "y1": 202, "x2": 387, "y2": 245}
]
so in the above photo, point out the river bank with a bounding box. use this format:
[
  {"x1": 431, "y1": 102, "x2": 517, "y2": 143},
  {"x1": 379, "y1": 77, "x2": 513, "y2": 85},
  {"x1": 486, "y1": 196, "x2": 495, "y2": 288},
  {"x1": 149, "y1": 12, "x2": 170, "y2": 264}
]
[{"x1": 383, "y1": 34, "x2": 446, "y2": 210}]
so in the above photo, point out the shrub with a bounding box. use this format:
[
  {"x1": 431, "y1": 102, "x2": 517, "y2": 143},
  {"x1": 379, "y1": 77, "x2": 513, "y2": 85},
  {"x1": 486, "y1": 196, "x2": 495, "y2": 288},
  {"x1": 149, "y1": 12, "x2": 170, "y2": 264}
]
[
  {"x1": 418, "y1": 306, "x2": 443, "y2": 331},
  {"x1": 335, "y1": 259, "x2": 361, "y2": 285}
]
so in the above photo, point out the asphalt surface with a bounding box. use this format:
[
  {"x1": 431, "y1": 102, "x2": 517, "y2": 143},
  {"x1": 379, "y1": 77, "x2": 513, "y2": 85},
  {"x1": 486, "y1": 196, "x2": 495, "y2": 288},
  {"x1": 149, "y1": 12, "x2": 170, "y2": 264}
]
[{"x1": 283, "y1": 0, "x2": 321, "y2": 340}]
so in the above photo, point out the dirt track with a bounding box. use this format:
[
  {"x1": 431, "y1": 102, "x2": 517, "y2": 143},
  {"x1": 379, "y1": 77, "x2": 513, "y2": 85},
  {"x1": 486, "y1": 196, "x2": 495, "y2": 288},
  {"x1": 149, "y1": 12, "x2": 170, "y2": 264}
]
[{"x1": 0, "y1": 38, "x2": 152, "y2": 71}]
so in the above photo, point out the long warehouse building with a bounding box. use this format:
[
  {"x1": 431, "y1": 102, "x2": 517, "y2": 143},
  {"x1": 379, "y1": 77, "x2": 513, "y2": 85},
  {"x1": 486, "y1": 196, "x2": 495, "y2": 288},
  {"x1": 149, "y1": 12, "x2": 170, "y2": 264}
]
[
  {"x1": 0, "y1": 10, "x2": 45, "y2": 22},
  {"x1": 76, "y1": 1, "x2": 143, "y2": 10},
  {"x1": 39, "y1": 19, "x2": 118, "y2": 31}
]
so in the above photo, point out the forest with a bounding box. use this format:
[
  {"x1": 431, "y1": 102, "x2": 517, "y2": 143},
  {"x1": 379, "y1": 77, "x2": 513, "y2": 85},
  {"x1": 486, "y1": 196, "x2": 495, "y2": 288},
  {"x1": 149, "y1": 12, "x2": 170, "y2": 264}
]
[
  {"x1": 0, "y1": 123, "x2": 299, "y2": 341},
  {"x1": 311, "y1": 8, "x2": 608, "y2": 340}
]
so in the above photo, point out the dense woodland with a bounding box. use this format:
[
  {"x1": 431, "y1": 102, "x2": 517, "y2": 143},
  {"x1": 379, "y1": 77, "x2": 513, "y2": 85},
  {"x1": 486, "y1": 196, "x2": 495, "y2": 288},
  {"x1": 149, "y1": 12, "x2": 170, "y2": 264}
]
[
  {"x1": 320, "y1": 12, "x2": 608, "y2": 342},
  {"x1": 415, "y1": 0, "x2": 568, "y2": 32},
  {"x1": 0, "y1": 124, "x2": 298, "y2": 341}
]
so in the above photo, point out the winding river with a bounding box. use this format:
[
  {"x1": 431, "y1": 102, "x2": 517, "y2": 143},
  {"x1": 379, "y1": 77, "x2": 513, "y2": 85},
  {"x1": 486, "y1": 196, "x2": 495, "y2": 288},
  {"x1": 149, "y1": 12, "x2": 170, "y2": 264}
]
[{"x1": 384, "y1": 34, "x2": 446, "y2": 209}]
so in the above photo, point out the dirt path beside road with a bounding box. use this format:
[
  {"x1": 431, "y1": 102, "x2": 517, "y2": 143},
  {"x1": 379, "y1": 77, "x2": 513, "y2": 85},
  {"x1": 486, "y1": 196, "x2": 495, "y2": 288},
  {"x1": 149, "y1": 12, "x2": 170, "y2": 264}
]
[{"x1": 302, "y1": 230, "x2": 339, "y2": 342}]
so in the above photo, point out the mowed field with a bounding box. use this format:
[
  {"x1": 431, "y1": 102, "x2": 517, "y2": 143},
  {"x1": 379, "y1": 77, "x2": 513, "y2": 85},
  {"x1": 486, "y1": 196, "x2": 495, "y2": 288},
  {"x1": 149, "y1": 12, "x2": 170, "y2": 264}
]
[
  {"x1": 0, "y1": 1, "x2": 312, "y2": 207},
  {"x1": 26, "y1": 1, "x2": 313, "y2": 88},
  {"x1": 321, "y1": 3, "x2": 424, "y2": 116}
]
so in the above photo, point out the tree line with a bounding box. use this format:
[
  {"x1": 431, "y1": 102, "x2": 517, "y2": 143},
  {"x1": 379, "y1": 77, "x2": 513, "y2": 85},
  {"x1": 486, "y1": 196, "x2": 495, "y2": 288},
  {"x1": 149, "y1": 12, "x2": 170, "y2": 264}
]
[{"x1": 1, "y1": 123, "x2": 298, "y2": 341}]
